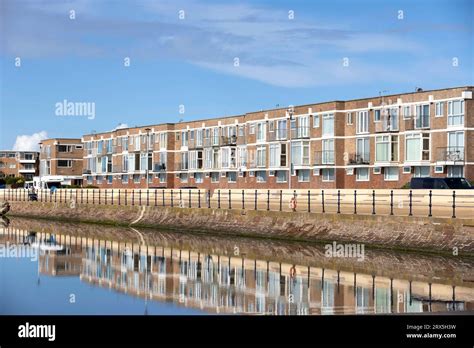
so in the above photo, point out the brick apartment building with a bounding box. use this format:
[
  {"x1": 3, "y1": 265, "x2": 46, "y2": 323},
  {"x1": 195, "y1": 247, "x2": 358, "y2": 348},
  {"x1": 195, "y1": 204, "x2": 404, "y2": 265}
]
[
  {"x1": 81, "y1": 86, "x2": 473, "y2": 189},
  {"x1": 0, "y1": 150, "x2": 39, "y2": 181},
  {"x1": 39, "y1": 138, "x2": 84, "y2": 186}
]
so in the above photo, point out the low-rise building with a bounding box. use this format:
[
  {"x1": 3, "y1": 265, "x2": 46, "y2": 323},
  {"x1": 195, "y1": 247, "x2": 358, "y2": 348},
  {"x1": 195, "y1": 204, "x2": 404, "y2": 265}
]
[
  {"x1": 81, "y1": 86, "x2": 474, "y2": 189},
  {"x1": 39, "y1": 138, "x2": 84, "y2": 186},
  {"x1": 0, "y1": 150, "x2": 39, "y2": 181}
]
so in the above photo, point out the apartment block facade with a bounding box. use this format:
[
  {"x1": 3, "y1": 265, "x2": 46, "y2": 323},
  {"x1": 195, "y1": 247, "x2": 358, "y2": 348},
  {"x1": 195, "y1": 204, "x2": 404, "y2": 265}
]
[
  {"x1": 39, "y1": 138, "x2": 84, "y2": 186},
  {"x1": 0, "y1": 150, "x2": 39, "y2": 180},
  {"x1": 81, "y1": 86, "x2": 474, "y2": 189}
]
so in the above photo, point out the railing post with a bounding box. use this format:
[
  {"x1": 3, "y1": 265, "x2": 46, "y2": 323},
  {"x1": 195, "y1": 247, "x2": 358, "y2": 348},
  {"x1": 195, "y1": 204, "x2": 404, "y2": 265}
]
[
  {"x1": 179, "y1": 189, "x2": 182, "y2": 207},
  {"x1": 307, "y1": 190, "x2": 311, "y2": 213},
  {"x1": 229, "y1": 190, "x2": 232, "y2": 209},
  {"x1": 59, "y1": 189, "x2": 62, "y2": 203},
  {"x1": 254, "y1": 190, "x2": 257, "y2": 210},
  {"x1": 267, "y1": 190, "x2": 270, "y2": 211},
  {"x1": 372, "y1": 190, "x2": 376, "y2": 215},
  {"x1": 147, "y1": 189, "x2": 149, "y2": 206},
  {"x1": 171, "y1": 189, "x2": 174, "y2": 207},
  {"x1": 81, "y1": 189, "x2": 83, "y2": 204},
  {"x1": 279, "y1": 190, "x2": 282, "y2": 212},
  {"x1": 104, "y1": 189, "x2": 107, "y2": 205},
  {"x1": 132, "y1": 190, "x2": 135, "y2": 206},
  {"x1": 409, "y1": 190, "x2": 413, "y2": 216},
  {"x1": 242, "y1": 190, "x2": 245, "y2": 210},
  {"x1": 124, "y1": 189, "x2": 127, "y2": 206},
  {"x1": 99, "y1": 189, "x2": 101, "y2": 204},
  {"x1": 118, "y1": 189, "x2": 121, "y2": 205},
  {"x1": 428, "y1": 190, "x2": 432, "y2": 217},
  {"x1": 153, "y1": 189, "x2": 156, "y2": 206},
  {"x1": 353, "y1": 190, "x2": 357, "y2": 214},
  {"x1": 92, "y1": 189, "x2": 94, "y2": 204},
  {"x1": 390, "y1": 190, "x2": 394, "y2": 215},
  {"x1": 217, "y1": 190, "x2": 221, "y2": 209},
  {"x1": 87, "y1": 189, "x2": 89, "y2": 204},
  {"x1": 111, "y1": 189, "x2": 114, "y2": 205},
  {"x1": 321, "y1": 190, "x2": 325, "y2": 213},
  {"x1": 337, "y1": 190, "x2": 341, "y2": 214},
  {"x1": 198, "y1": 190, "x2": 201, "y2": 208},
  {"x1": 189, "y1": 189, "x2": 192, "y2": 208},
  {"x1": 139, "y1": 189, "x2": 142, "y2": 206},
  {"x1": 452, "y1": 191, "x2": 456, "y2": 218},
  {"x1": 162, "y1": 189, "x2": 165, "y2": 207},
  {"x1": 207, "y1": 190, "x2": 211, "y2": 208}
]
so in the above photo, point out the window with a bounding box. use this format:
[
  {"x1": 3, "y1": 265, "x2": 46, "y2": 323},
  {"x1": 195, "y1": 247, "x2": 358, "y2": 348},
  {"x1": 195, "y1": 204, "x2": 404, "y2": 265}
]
[
  {"x1": 435, "y1": 102, "x2": 444, "y2": 117},
  {"x1": 313, "y1": 115, "x2": 320, "y2": 128},
  {"x1": 357, "y1": 111, "x2": 369, "y2": 134},
  {"x1": 299, "y1": 116, "x2": 309, "y2": 137},
  {"x1": 57, "y1": 145, "x2": 72, "y2": 152},
  {"x1": 374, "y1": 110, "x2": 381, "y2": 122},
  {"x1": 384, "y1": 167, "x2": 399, "y2": 181},
  {"x1": 277, "y1": 120, "x2": 287, "y2": 139},
  {"x1": 256, "y1": 171, "x2": 266, "y2": 183},
  {"x1": 269, "y1": 144, "x2": 279, "y2": 167},
  {"x1": 133, "y1": 174, "x2": 140, "y2": 183},
  {"x1": 191, "y1": 172, "x2": 202, "y2": 183},
  {"x1": 413, "y1": 166, "x2": 430, "y2": 177},
  {"x1": 297, "y1": 169, "x2": 310, "y2": 182},
  {"x1": 447, "y1": 131, "x2": 464, "y2": 161},
  {"x1": 238, "y1": 147, "x2": 247, "y2": 167},
  {"x1": 375, "y1": 135, "x2": 398, "y2": 162},
  {"x1": 57, "y1": 160, "x2": 72, "y2": 167},
  {"x1": 179, "y1": 173, "x2": 188, "y2": 183},
  {"x1": 107, "y1": 175, "x2": 113, "y2": 184},
  {"x1": 276, "y1": 171, "x2": 287, "y2": 183},
  {"x1": 448, "y1": 100, "x2": 464, "y2": 126},
  {"x1": 211, "y1": 172, "x2": 219, "y2": 183},
  {"x1": 159, "y1": 173, "x2": 166, "y2": 183},
  {"x1": 291, "y1": 141, "x2": 310, "y2": 165},
  {"x1": 257, "y1": 122, "x2": 266, "y2": 142},
  {"x1": 322, "y1": 168, "x2": 335, "y2": 181},
  {"x1": 181, "y1": 131, "x2": 188, "y2": 147},
  {"x1": 403, "y1": 106, "x2": 411, "y2": 119},
  {"x1": 346, "y1": 112, "x2": 353, "y2": 125},
  {"x1": 415, "y1": 104, "x2": 430, "y2": 128},
  {"x1": 180, "y1": 152, "x2": 189, "y2": 170},
  {"x1": 249, "y1": 124, "x2": 255, "y2": 135},
  {"x1": 322, "y1": 113, "x2": 334, "y2": 136},
  {"x1": 405, "y1": 133, "x2": 429, "y2": 161},
  {"x1": 256, "y1": 146, "x2": 266, "y2": 167},
  {"x1": 447, "y1": 166, "x2": 463, "y2": 178},
  {"x1": 87, "y1": 176, "x2": 93, "y2": 184},
  {"x1": 356, "y1": 168, "x2": 369, "y2": 181},
  {"x1": 159, "y1": 133, "x2": 167, "y2": 150},
  {"x1": 227, "y1": 172, "x2": 237, "y2": 183},
  {"x1": 96, "y1": 176, "x2": 103, "y2": 184},
  {"x1": 356, "y1": 137, "x2": 370, "y2": 163},
  {"x1": 322, "y1": 139, "x2": 334, "y2": 164}
]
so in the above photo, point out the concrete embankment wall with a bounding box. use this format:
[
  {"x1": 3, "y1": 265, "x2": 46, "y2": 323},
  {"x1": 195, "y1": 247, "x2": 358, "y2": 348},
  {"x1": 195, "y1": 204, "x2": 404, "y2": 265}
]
[{"x1": 6, "y1": 201, "x2": 474, "y2": 255}]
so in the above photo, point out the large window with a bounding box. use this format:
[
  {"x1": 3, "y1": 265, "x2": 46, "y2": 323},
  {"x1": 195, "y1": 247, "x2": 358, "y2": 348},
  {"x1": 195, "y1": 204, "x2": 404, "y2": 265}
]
[
  {"x1": 375, "y1": 135, "x2": 398, "y2": 162},
  {"x1": 405, "y1": 133, "x2": 429, "y2": 162},
  {"x1": 257, "y1": 122, "x2": 266, "y2": 142},
  {"x1": 356, "y1": 137, "x2": 370, "y2": 163},
  {"x1": 384, "y1": 167, "x2": 399, "y2": 181},
  {"x1": 291, "y1": 141, "x2": 310, "y2": 166},
  {"x1": 297, "y1": 169, "x2": 310, "y2": 182},
  {"x1": 356, "y1": 168, "x2": 369, "y2": 181},
  {"x1": 435, "y1": 102, "x2": 444, "y2": 117},
  {"x1": 415, "y1": 104, "x2": 430, "y2": 128},
  {"x1": 322, "y1": 113, "x2": 334, "y2": 136},
  {"x1": 447, "y1": 166, "x2": 463, "y2": 178},
  {"x1": 447, "y1": 131, "x2": 464, "y2": 161},
  {"x1": 277, "y1": 120, "x2": 287, "y2": 139},
  {"x1": 256, "y1": 146, "x2": 266, "y2": 167},
  {"x1": 181, "y1": 131, "x2": 188, "y2": 147},
  {"x1": 357, "y1": 111, "x2": 369, "y2": 134},
  {"x1": 413, "y1": 166, "x2": 430, "y2": 177},
  {"x1": 448, "y1": 100, "x2": 464, "y2": 126},
  {"x1": 322, "y1": 168, "x2": 335, "y2": 182},
  {"x1": 256, "y1": 171, "x2": 266, "y2": 183},
  {"x1": 238, "y1": 146, "x2": 247, "y2": 167},
  {"x1": 269, "y1": 144, "x2": 286, "y2": 167},
  {"x1": 276, "y1": 171, "x2": 287, "y2": 183},
  {"x1": 322, "y1": 139, "x2": 334, "y2": 164}
]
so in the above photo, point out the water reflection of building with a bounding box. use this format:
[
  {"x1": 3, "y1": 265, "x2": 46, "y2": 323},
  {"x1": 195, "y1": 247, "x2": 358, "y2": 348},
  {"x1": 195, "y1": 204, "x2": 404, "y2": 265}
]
[{"x1": 1, "y1": 227, "x2": 473, "y2": 315}]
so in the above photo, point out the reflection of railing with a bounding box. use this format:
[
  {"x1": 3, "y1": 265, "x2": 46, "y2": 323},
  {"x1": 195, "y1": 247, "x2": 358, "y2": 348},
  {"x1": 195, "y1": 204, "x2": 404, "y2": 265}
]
[
  {"x1": 436, "y1": 147, "x2": 464, "y2": 162},
  {"x1": 348, "y1": 153, "x2": 370, "y2": 165},
  {"x1": 268, "y1": 129, "x2": 287, "y2": 141},
  {"x1": 314, "y1": 151, "x2": 335, "y2": 165},
  {"x1": 290, "y1": 127, "x2": 310, "y2": 139}
]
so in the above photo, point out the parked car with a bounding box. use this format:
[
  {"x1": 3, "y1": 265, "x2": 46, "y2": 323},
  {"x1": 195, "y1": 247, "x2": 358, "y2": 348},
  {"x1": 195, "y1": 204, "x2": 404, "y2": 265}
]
[{"x1": 410, "y1": 177, "x2": 473, "y2": 189}]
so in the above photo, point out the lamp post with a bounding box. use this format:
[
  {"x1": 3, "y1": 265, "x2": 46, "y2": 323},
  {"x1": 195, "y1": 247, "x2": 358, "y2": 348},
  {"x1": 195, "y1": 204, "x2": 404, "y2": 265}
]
[
  {"x1": 287, "y1": 106, "x2": 294, "y2": 190},
  {"x1": 145, "y1": 128, "x2": 151, "y2": 189}
]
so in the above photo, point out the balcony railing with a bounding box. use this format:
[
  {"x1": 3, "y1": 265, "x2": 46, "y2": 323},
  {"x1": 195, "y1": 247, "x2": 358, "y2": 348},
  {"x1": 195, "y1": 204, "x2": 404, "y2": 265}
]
[
  {"x1": 290, "y1": 127, "x2": 310, "y2": 139},
  {"x1": 313, "y1": 151, "x2": 335, "y2": 165},
  {"x1": 220, "y1": 135, "x2": 238, "y2": 146},
  {"x1": 375, "y1": 116, "x2": 399, "y2": 132},
  {"x1": 268, "y1": 129, "x2": 287, "y2": 141},
  {"x1": 436, "y1": 147, "x2": 464, "y2": 162},
  {"x1": 348, "y1": 153, "x2": 370, "y2": 165},
  {"x1": 154, "y1": 163, "x2": 167, "y2": 172}
]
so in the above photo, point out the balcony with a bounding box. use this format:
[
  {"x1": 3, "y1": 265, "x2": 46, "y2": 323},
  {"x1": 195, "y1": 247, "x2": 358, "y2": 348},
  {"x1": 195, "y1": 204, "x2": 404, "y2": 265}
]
[
  {"x1": 220, "y1": 135, "x2": 238, "y2": 146},
  {"x1": 290, "y1": 127, "x2": 310, "y2": 139},
  {"x1": 405, "y1": 115, "x2": 430, "y2": 130},
  {"x1": 18, "y1": 168, "x2": 36, "y2": 173},
  {"x1": 436, "y1": 147, "x2": 464, "y2": 162},
  {"x1": 203, "y1": 137, "x2": 220, "y2": 147},
  {"x1": 313, "y1": 151, "x2": 334, "y2": 165},
  {"x1": 348, "y1": 153, "x2": 370, "y2": 165},
  {"x1": 375, "y1": 116, "x2": 399, "y2": 133},
  {"x1": 268, "y1": 129, "x2": 287, "y2": 141},
  {"x1": 188, "y1": 139, "x2": 204, "y2": 150}
]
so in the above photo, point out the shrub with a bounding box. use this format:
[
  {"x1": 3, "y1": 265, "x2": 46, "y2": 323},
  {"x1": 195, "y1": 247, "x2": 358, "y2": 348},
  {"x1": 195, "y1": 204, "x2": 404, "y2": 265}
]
[{"x1": 400, "y1": 182, "x2": 410, "y2": 189}]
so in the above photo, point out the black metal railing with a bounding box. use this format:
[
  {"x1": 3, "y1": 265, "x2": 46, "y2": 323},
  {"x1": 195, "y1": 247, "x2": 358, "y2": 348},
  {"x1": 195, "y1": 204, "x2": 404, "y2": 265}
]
[
  {"x1": 348, "y1": 153, "x2": 370, "y2": 165},
  {"x1": 436, "y1": 147, "x2": 464, "y2": 162},
  {"x1": 4, "y1": 188, "x2": 472, "y2": 219}
]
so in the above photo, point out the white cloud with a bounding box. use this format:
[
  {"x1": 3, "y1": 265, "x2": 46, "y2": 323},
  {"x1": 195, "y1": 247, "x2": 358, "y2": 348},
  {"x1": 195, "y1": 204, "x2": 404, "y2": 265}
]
[{"x1": 12, "y1": 131, "x2": 48, "y2": 151}]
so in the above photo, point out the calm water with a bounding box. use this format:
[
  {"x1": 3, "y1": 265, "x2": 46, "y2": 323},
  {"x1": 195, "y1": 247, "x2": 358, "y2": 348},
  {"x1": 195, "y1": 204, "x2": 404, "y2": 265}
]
[{"x1": 0, "y1": 216, "x2": 473, "y2": 315}]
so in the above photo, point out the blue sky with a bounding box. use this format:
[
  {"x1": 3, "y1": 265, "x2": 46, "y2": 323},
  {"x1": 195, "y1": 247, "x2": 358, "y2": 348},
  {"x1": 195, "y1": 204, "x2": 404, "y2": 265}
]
[{"x1": 1, "y1": 0, "x2": 473, "y2": 150}]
